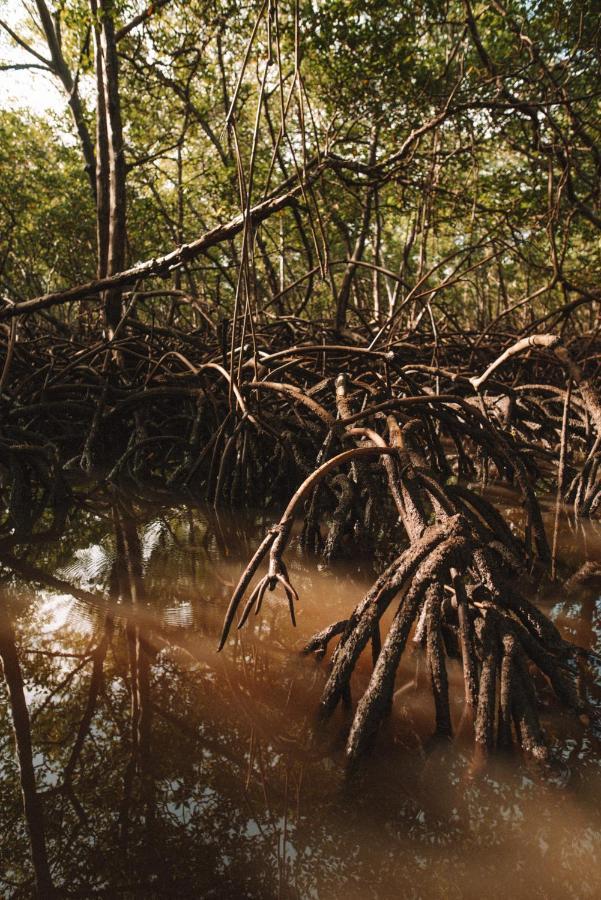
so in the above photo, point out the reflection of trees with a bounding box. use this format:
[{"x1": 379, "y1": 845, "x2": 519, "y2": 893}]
[
  {"x1": 1, "y1": 497, "x2": 601, "y2": 897},
  {"x1": 0, "y1": 604, "x2": 54, "y2": 897},
  {"x1": 0, "y1": 497, "x2": 309, "y2": 896}
]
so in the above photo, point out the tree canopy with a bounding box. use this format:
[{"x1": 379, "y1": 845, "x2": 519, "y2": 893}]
[{"x1": 0, "y1": 0, "x2": 598, "y2": 337}]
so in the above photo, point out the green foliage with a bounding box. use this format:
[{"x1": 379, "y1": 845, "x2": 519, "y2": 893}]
[
  {"x1": 301, "y1": 0, "x2": 444, "y2": 121},
  {"x1": 0, "y1": 0, "x2": 600, "y2": 329},
  {"x1": 0, "y1": 109, "x2": 95, "y2": 301}
]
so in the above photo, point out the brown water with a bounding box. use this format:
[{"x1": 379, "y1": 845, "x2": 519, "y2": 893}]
[{"x1": 1, "y1": 495, "x2": 601, "y2": 898}]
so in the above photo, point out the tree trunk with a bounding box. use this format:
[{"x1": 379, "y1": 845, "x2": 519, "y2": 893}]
[
  {"x1": 34, "y1": 1, "x2": 97, "y2": 198},
  {"x1": 92, "y1": 0, "x2": 127, "y2": 335},
  {"x1": 335, "y1": 127, "x2": 379, "y2": 331}
]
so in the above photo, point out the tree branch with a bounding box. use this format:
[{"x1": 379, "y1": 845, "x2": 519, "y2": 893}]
[{"x1": 0, "y1": 180, "x2": 310, "y2": 319}]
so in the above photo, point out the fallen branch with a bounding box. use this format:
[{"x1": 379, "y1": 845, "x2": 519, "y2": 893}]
[{"x1": 0, "y1": 182, "x2": 310, "y2": 320}]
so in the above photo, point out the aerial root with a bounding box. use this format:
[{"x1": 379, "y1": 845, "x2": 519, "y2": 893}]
[
  {"x1": 1, "y1": 323, "x2": 598, "y2": 765},
  {"x1": 335, "y1": 561, "x2": 581, "y2": 765},
  {"x1": 219, "y1": 403, "x2": 595, "y2": 764},
  {"x1": 302, "y1": 620, "x2": 349, "y2": 660}
]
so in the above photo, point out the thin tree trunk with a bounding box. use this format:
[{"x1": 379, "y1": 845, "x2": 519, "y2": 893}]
[
  {"x1": 335, "y1": 127, "x2": 379, "y2": 331},
  {"x1": 92, "y1": 0, "x2": 127, "y2": 335},
  {"x1": 34, "y1": 1, "x2": 97, "y2": 197},
  {"x1": 372, "y1": 188, "x2": 382, "y2": 323}
]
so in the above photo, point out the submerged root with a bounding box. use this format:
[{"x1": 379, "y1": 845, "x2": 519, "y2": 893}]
[
  {"x1": 217, "y1": 364, "x2": 598, "y2": 767},
  {"x1": 312, "y1": 536, "x2": 585, "y2": 766}
]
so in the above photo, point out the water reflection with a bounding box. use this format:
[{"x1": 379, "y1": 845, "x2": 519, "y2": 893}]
[{"x1": 0, "y1": 493, "x2": 601, "y2": 897}]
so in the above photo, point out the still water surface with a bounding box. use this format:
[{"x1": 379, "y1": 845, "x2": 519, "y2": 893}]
[{"x1": 1, "y1": 494, "x2": 601, "y2": 898}]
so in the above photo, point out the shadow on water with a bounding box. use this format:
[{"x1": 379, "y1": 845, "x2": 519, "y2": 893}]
[{"x1": 1, "y1": 489, "x2": 601, "y2": 898}]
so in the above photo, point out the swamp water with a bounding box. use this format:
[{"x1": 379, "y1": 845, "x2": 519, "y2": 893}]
[{"x1": 1, "y1": 493, "x2": 601, "y2": 898}]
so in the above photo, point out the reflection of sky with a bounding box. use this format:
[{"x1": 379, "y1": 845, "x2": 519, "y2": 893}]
[
  {"x1": 36, "y1": 592, "x2": 78, "y2": 634},
  {"x1": 142, "y1": 519, "x2": 164, "y2": 562},
  {"x1": 32, "y1": 589, "x2": 95, "y2": 639},
  {"x1": 56, "y1": 520, "x2": 165, "y2": 586},
  {"x1": 60, "y1": 544, "x2": 109, "y2": 591}
]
